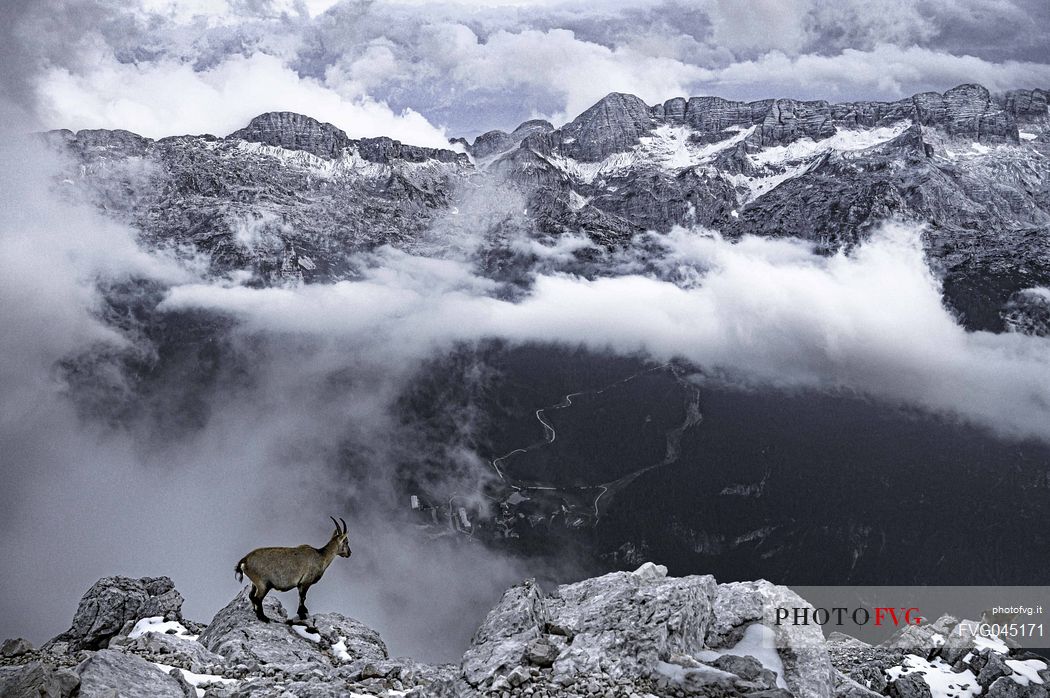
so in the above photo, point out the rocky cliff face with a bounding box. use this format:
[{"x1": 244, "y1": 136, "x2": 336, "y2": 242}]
[
  {"x1": 3, "y1": 566, "x2": 1047, "y2": 698},
  {"x1": 43, "y1": 82, "x2": 1050, "y2": 333},
  {"x1": 229, "y1": 112, "x2": 353, "y2": 160}
]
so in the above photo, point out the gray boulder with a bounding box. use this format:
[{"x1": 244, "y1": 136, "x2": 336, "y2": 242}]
[
  {"x1": 524, "y1": 637, "x2": 559, "y2": 667},
  {"x1": 0, "y1": 661, "x2": 79, "y2": 698},
  {"x1": 460, "y1": 577, "x2": 547, "y2": 686},
  {"x1": 826, "y1": 633, "x2": 901, "y2": 694},
  {"x1": 203, "y1": 676, "x2": 343, "y2": 697},
  {"x1": 710, "y1": 653, "x2": 779, "y2": 689},
  {"x1": 546, "y1": 568, "x2": 717, "y2": 679},
  {"x1": 309, "y1": 611, "x2": 387, "y2": 663},
  {"x1": 707, "y1": 580, "x2": 834, "y2": 698},
  {"x1": 198, "y1": 588, "x2": 331, "y2": 672},
  {"x1": 1, "y1": 637, "x2": 34, "y2": 658},
  {"x1": 76, "y1": 648, "x2": 192, "y2": 697},
  {"x1": 122, "y1": 630, "x2": 225, "y2": 670},
  {"x1": 987, "y1": 675, "x2": 1050, "y2": 698},
  {"x1": 833, "y1": 669, "x2": 885, "y2": 698},
  {"x1": 978, "y1": 652, "x2": 1015, "y2": 688},
  {"x1": 888, "y1": 672, "x2": 933, "y2": 698},
  {"x1": 49, "y1": 576, "x2": 184, "y2": 651},
  {"x1": 459, "y1": 566, "x2": 722, "y2": 688},
  {"x1": 939, "y1": 619, "x2": 981, "y2": 665}
]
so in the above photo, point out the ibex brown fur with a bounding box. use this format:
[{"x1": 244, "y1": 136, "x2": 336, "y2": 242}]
[{"x1": 235, "y1": 517, "x2": 351, "y2": 622}]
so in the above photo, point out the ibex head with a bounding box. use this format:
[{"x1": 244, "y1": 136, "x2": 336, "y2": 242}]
[{"x1": 329, "y1": 516, "x2": 351, "y2": 558}]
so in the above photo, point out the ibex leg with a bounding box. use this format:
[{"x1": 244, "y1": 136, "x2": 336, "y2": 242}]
[{"x1": 250, "y1": 584, "x2": 272, "y2": 623}]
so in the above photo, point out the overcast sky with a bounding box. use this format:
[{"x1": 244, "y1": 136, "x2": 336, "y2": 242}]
[{"x1": 1, "y1": 0, "x2": 1048, "y2": 143}]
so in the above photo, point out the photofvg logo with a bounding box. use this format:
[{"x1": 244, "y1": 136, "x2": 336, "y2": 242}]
[
  {"x1": 775, "y1": 606, "x2": 923, "y2": 627},
  {"x1": 783, "y1": 587, "x2": 1050, "y2": 649}
]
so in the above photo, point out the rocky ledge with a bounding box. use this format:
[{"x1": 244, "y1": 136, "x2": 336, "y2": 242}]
[{"x1": 2, "y1": 564, "x2": 1047, "y2": 698}]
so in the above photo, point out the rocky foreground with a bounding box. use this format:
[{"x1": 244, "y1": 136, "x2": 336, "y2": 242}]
[{"x1": 2, "y1": 564, "x2": 1047, "y2": 698}]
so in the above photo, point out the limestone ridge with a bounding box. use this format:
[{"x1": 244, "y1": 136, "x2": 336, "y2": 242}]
[
  {"x1": 41, "y1": 82, "x2": 1050, "y2": 334},
  {"x1": 3, "y1": 566, "x2": 1049, "y2": 697},
  {"x1": 228, "y1": 111, "x2": 470, "y2": 164},
  {"x1": 467, "y1": 84, "x2": 1046, "y2": 164}
]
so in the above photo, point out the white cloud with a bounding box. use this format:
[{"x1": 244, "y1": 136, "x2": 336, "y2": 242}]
[
  {"x1": 162, "y1": 224, "x2": 1050, "y2": 444},
  {"x1": 405, "y1": 23, "x2": 707, "y2": 123},
  {"x1": 700, "y1": 44, "x2": 1050, "y2": 97},
  {"x1": 35, "y1": 50, "x2": 453, "y2": 147}
]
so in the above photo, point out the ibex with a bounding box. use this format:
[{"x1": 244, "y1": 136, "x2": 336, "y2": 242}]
[{"x1": 235, "y1": 517, "x2": 351, "y2": 623}]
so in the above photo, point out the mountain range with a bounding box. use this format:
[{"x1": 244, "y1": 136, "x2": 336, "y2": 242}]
[{"x1": 43, "y1": 82, "x2": 1050, "y2": 334}]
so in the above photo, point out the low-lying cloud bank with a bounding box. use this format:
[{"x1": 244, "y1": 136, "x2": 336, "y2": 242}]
[{"x1": 165, "y1": 224, "x2": 1050, "y2": 444}]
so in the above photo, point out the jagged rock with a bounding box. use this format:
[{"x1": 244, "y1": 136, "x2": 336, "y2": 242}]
[
  {"x1": 309, "y1": 612, "x2": 387, "y2": 663},
  {"x1": 707, "y1": 580, "x2": 833, "y2": 698},
  {"x1": 507, "y1": 664, "x2": 531, "y2": 686},
  {"x1": 710, "y1": 654, "x2": 778, "y2": 689},
  {"x1": 228, "y1": 112, "x2": 351, "y2": 159},
  {"x1": 1002, "y1": 88, "x2": 1050, "y2": 118},
  {"x1": 881, "y1": 614, "x2": 958, "y2": 652},
  {"x1": 0, "y1": 661, "x2": 79, "y2": 698},
  {"x1": 457, "y1": 565, "x2": 846, "y2": 697},
  {"x1": 198, "y1": 588, "x2": 330, "y2": 672},
  {"x1": 1, "y1": 637, "x2": 34, "y2": 658},
  {"x1": 888, "y1": 672, "x2": 933, "y2": 698},
  {"x1": 987, "y1": 675, "x2": 1050, "y2": 698},
  {"x1": 461, "y1": 566, "x2": 720, "y2": 689},
  {"x1": 833, "y1": 668, "x2": 884, "y2": 698},
  {"x1": 227, "y1": 111, "x2": 468, "y2": 165},
  {"x1": 757, "y1": 99, "x2": 837, "y2": 146},
  {"x1": 167, "y1": 667, "x2": 200, "y2": 697},
  {"x1": 524, "y1": 637, "x2": 559, "y2": 667},
  {"x1": 123, "y1": 630, "x2": 225, "y2": 669},
  {"x1": 200, "y1": 676, "x2": 347, "y2": 697},
  {"x1": 979, "y1": 652, "x2": 1015, "y2": 688},
  {"x1": 673, "y1": 662, "x2": 741, "y2": 693},
  {"x1": 468, "y1": 119, "x2": 554, "y2": 160},
  {"x1": 559, "y1": 92, "x2": 657, "y2": 161},
  {"x1": 470, "y1": 130, "x2": 516, "y2": 160},
  {"x1": 76, "y1": 648, "x2": 192, "y2": 697},
  {"x1": 336, "y1": 655, "x2": 452, "y2": 687},
  {"x1": 914, "y1": 84, "x2": 1018, "y2": 142},
  {"x1": 826, "y1": 633, "x2": 900, "y2": 694},
  {"x1": 48, "y1": 576, "x2": 184, "y2": 651},
  {"x1": 938, "y1": 620, "x2": 981, "y2": 665},
  {"x1": 72, "y1": 128, "x2": 154, "y2": 155},
  {"x1": 461, "y1": 578, "x2": 547, "y2": 686},
  {"x1": 357, "y1": 136, "x2": 468, "y2": 164},
  {"x1": 632, "y1": 561, "x2": 668, "y2": 580},
  {"x1": 546, "y1": 568, "x2": 716, "y2": 680},
  {"x1": 677, "y1": 96, "x2": 761, "y2": 134}
]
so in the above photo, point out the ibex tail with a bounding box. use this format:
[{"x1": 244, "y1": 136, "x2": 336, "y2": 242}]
[{"x1": 235, "y1": 557, "x2": 247, "y2": 583}]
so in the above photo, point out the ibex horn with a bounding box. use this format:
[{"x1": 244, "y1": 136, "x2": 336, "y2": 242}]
[
  {"x1": 330, "y1": 516, "x2": 341, "y2": 531},
  {"x1": 339, "y1": 517, "x2": 347, "y2": 533}
]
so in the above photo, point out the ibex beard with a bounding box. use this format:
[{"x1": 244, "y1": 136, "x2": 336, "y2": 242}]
[{"x1": 235, "y1": 516, "x2": 352, "y2": 623}]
